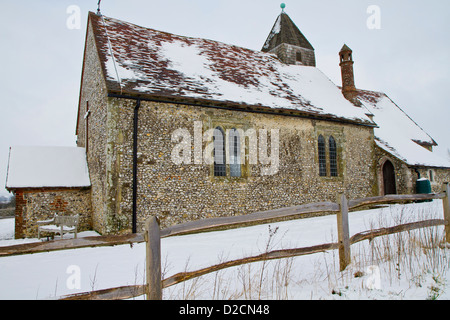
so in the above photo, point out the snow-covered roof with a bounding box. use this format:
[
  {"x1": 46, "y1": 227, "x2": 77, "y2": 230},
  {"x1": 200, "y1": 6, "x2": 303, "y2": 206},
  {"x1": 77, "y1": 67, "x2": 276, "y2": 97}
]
[
  {"x1": 6, "y1": 147, "x2": 91, "y2": 189},
  {"x1": 356, "y1": 89, "x2": 450, "y2": 168},
  {"x1": 88, "y1": 12, "x2": 373, "y2": 126}
]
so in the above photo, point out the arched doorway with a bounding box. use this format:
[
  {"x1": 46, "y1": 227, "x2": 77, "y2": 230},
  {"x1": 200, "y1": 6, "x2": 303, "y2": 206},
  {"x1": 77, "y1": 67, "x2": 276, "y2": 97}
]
[{"x1": 382, "y1": 160, "x2": 397, "y2": 195}]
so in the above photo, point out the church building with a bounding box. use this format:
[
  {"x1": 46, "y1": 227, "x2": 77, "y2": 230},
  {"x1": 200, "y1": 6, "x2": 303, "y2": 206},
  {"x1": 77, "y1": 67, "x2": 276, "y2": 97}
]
[{"x1": 6, "y1": 8, "x2": 450, "y2": 238}]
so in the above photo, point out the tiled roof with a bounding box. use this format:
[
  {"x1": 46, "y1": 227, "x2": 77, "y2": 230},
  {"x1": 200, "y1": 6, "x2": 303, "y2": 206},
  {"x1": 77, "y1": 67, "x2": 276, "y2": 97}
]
[{"x1": 88, "y1": 12, "x2": 373, "y2": 125}]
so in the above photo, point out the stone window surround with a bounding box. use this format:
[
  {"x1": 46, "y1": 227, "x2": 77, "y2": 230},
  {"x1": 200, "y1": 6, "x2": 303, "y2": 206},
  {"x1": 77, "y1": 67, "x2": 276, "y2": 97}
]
[
  {"x1": 206, "y1": 118, "x2": 251, "y2": 181},
  {"x1": 377, "y1": 156, "x2": 399, "y2": 196},
  {"x1": 315, "y1": 127, "x2": 344, "y2": 180}
]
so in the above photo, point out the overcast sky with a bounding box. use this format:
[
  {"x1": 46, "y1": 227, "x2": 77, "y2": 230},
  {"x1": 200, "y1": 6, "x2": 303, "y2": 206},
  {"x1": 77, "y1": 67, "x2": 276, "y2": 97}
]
[{"x1": 0, "y1": 0, "x2": 449, "y2": 196}]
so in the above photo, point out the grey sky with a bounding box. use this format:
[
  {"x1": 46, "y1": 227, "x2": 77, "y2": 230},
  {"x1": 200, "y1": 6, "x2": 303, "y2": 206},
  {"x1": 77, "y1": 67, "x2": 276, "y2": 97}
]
[{"x1": 1, "y1": 0, "x2": 449, "y2": 196}]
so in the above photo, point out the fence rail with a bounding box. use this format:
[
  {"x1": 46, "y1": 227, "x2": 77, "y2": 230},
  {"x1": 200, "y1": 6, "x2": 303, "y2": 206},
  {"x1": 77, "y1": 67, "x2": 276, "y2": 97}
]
[
  {"x1": 0, "y1": 233, "x2": 145, "y2": 257},
  {"x1": 0, "y1": 201, "x2": 340, "y2": 257},
  {"x1": 348, "y1": 192, "x2": 447, "y2": 210},
  {"x1": 2, "y1": 184, "x2": 449, "y2": 300}
]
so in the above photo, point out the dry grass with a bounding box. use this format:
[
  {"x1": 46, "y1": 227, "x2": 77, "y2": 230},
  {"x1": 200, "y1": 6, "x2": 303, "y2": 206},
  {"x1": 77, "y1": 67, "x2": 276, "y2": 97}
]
[
  {"x1": 328, "y1": 205, "x2": 450, "y2": 299},
  {"x1": 162, "y1": 204, "x2": 450, "y2": 300}
]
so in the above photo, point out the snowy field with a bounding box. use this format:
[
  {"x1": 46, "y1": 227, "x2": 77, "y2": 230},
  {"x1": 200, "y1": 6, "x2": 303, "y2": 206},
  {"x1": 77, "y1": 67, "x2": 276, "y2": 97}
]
[{"x1": 0, "y1": 200, "x2": 449, "y2": 300}]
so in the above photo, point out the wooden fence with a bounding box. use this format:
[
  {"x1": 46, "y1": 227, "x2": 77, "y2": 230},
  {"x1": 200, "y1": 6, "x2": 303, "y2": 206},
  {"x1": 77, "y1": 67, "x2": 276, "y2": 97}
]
[{"x1": 1, "y1": 183, "x2": 449, "y2": 300}]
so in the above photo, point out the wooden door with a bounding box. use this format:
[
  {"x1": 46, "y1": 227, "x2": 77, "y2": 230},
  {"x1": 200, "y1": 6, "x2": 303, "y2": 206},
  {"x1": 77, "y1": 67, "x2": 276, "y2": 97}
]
[{"x1": 383, "y1": 160, "x2": 397, "y2": 195}]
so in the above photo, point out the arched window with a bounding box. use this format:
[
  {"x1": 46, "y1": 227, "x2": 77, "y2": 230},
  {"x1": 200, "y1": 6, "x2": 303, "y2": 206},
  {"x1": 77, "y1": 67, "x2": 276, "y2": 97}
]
[
  {"x1": 329, "y1": 136, "x2": 338, "y2": 177},
  {"x1": 229, "y1": 129, "x2": 241, "y2": 177},
  {"x1": 318, "y1": 135, "x2": 327, "y2": 177},
  {"x1": 213, "y1": 127, "x2": 226, "y2": 177}
]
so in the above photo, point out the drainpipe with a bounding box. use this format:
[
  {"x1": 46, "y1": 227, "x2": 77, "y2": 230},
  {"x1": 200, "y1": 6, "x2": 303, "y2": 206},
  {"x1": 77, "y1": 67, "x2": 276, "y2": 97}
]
[
  {"x1": 414, "y1": 168, "x2": 421, "y2": 179},
  {"x1": 132, "y1": 99, "x2": 141, "y2": 233}
]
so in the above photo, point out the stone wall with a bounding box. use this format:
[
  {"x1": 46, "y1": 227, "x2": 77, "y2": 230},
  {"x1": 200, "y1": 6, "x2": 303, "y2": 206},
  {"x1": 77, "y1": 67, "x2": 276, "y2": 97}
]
[
  {"x1": 414, "y1": 167, "x2": 450, "y2": 194},
  {"x1": 98, "y1": 98, "x2": 378, "y2": 234},
  {"x1": 76, "y1": 19, "x2": 110, "y2": 234},
  {"x1": 14, "y1": 191, "x2": 25, "y2": 239},
  {"x1": 13, "y1": 188, "x2": 92, "y2": 239}
]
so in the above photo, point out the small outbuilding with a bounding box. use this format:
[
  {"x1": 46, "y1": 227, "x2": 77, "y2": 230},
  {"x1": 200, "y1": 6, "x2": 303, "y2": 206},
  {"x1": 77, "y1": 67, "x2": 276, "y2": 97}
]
[{"x1": 6, "y1": 146, "x2": 91, "y2": 238}]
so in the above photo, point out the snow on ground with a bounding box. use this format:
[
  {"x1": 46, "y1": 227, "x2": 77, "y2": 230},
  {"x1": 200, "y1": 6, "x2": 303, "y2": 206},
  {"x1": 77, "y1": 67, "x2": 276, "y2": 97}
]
[{"x1": 0, "y1": 200, "x2": 449, "y2": 300}]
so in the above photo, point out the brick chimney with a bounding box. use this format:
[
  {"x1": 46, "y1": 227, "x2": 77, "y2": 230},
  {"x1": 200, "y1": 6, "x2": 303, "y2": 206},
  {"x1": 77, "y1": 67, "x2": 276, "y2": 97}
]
[{"x1": 339, "y1": 44, "x2": 357, "y2": 102}]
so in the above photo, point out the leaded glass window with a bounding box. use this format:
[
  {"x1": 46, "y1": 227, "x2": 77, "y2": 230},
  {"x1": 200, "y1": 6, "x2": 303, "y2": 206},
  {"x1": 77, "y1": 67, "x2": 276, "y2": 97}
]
[
  {"x1": 213, "y1": 127, "x2": 226, "y2": 177},
  {"x1": 229, "y1": 129, "x2": 241, "y2": 177},
  {"x1": 329, "y1": 136, "x2": 338, "y2": 177},
  {"x1": 318, "y1": 135, "x2": 327, "y2": 177}
]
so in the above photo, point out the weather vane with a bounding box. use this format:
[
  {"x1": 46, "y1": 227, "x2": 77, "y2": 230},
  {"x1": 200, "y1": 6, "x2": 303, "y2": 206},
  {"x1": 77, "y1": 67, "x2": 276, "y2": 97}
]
[{"x1": 97, "y1": 0, "x2": 102, "y2": 16}]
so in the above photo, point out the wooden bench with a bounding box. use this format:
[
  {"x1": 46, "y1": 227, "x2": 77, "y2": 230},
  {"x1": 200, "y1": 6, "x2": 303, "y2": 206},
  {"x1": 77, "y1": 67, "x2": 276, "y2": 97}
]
[{"x1": 37, "y1": 214, "x2": 79, "y2": 240}]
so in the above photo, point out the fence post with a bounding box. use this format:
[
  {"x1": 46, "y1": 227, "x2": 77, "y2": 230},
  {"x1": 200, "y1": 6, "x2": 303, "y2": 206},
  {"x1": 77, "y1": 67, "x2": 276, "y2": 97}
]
[
  {"x1": 337, "y1": 193, "x2": 351, "y2": 271},
  {"x1": 443, "y1": 183, "x2": 450, "y2": 244},
  {"x1": 145, "y1": 216, "x2": 162, "y2": 300}
]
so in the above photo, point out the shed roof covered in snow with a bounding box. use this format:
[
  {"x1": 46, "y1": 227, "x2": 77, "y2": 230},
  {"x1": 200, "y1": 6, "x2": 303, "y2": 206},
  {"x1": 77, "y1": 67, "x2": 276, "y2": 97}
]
[
  {"x1": 356, "y1": 89, "x2": 450, "y2": 168},
  {"x1": 6, "y1": 146, "x2": 91, "y2": 189},
  {"x1": 86, "y1": 12, "x2": 374, "y2": 126}
]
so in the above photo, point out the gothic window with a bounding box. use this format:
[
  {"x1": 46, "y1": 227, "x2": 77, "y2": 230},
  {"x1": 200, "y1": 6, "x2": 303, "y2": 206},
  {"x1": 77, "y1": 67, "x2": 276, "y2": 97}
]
[
  {"x1": 329, "y1": 136, "x2": 338, "y2": 177},
  {"x1": 229, "y1": 129, "x2": 241, "y2": 177},
  {"x1": 213, "y1": 127, "x2": 226, "y2": 177},
  {"x1": 318, "y1": 135, "x2": 327, "y2": 177}
]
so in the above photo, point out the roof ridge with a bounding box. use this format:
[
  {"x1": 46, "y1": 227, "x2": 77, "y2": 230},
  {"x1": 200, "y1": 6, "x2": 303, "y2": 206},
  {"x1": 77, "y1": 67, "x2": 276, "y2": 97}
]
[{"x1": 95, "y1": 12, "x2": 267, "y2": 57}]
